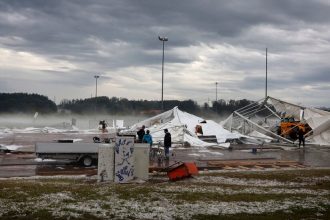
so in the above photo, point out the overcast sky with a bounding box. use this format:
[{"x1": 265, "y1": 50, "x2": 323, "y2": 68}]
[{"x1": 0, "y1": 0, "x2": 329, "y2": 107}]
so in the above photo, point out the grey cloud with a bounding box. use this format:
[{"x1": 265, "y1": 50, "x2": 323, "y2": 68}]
[
  {"x1": 299, "y1": 68, "x2": 330, "y2": 83},
  {"x1": 238, "y1": 76, "x2": 266, "y2": 90},
  {"x1": 0, "y1": 77, "x2": 11, "y2": 92},
  {"x1": 41, "y1": 70, "x2": 111, "y2": 87},
  {"x1": 0, "y1": 0, "x2": 329, "y2": 106}
]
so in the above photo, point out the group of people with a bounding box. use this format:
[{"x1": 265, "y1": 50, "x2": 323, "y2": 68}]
[{"x1": 137, "y1": 125, "x2": 172, "y2": 159}]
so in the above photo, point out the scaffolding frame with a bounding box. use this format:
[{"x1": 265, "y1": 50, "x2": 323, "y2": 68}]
[{"x1": 227, "y1": 96, "x2": 294, "y2": 144}]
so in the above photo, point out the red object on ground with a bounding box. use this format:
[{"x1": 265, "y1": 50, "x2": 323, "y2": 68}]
[{"x1": 167, "y1": 162, "x2": 199, "y2": 181}]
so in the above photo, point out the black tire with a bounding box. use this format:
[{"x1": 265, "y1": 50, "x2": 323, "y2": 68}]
[{"x1": 81, "y1": 156, "x2": 93, "y2": 167}]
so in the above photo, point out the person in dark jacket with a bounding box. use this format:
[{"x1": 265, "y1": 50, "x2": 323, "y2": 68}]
[
  {"x1": 298, "y1": 128, "x2": 305, "y2": 148},
  {"x1": 137, "y1": 125, "x2": 145, "y2": 143},
  {"x1": 164, "y1": 128, "x2": 171, "y2": 159}
]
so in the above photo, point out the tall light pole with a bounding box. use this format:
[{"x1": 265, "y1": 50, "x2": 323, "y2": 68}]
[
  {"x1": 265, "y1": 48, "x2": 268, "y2": 99},
  {"x1": 215, "y1": 82, "x2": 218, "y2": 102},
  {"x1": 94, "y1": 75, "x2": 100, "y2": 98},
  {"x1": 94, "y1": 75, "x2": 99, "y2": 114},
  {"x1": 159, "y1": 36, "x2": 168, "y2": 112},
  {"x1": 215, "y1": 82, "x2": 218, "y2": 114}
]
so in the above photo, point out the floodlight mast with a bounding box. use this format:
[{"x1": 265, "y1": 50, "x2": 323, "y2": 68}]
[
  {"x1": 94, "y1": 75, "x2": 100, "y2": 98},
  {"x1": 94, "y1": 75, "x2": 100, "y2": 114},
  {"x1": 215, "y1": 82, "x2": 218, "y2": 102},
  {"x1": 159, "y1": 36, "x2": 168, "y2": 112},
  {"x1": 266, "y1": 48, "x2": 268, "y2": 99}
]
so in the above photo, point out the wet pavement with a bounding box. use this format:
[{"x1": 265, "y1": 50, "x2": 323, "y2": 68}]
[{"x1": 1, "y1": 132, "x2": 330, "y2": 178}]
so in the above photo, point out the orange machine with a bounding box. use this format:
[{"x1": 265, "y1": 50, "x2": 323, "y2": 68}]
[{"x1": 278, "y1": 116, "x2": 311, "y2": 140}]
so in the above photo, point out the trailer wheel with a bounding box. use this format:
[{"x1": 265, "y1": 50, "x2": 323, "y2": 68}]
[{"x1": 81, "y1": 156, "x2": 93, "y2": 167}]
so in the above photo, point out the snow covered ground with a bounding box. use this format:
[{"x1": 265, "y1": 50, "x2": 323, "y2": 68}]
[{"x1": 0, "y1": 169, "x2": 329, "y2": 219}]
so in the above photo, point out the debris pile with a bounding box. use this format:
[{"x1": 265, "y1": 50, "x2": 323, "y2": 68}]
[
  {"x1": 120, "y1": 107, "x2": 240, "y2": 148},
  {"x1": 221, "y1": 96, "x2": 330, "y2": 146}
]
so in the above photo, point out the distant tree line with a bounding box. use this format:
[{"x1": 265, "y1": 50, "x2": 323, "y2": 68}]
[
  {"x1": 6, "y1": 93, "x2": 328, "y2": 116},
  {"x1": 58, "y1": 96, "x2": 256, "y2": 115},
  {"x1": 206, "y1": 99, "x2": 253, "y2": 115},
  {"x1": 319, "y1": 107, "x2": 330, "y2": 112},
  {"x1": 58, "y1": 96, "x2": 200, "y2": 115},
  {"x1": 0, "y1": 93, "x2": 57, "y2": 114}
]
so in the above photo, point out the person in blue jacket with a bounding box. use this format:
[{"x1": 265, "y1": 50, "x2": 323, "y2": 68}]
[{"x1": 142, "y1": 130, "x2": 153, "y2": 147}]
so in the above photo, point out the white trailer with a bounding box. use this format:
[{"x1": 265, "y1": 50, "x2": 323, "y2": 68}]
[{"x1": 35, "y1": 142, "x2": 109, "y2": 167}]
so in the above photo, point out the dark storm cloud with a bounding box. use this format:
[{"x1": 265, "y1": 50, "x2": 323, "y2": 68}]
[
  {"x1": 0, "y1": 1, "x2": 326, "y2": 52},
  {"x1": 1, "y1": 0, "x2": 329, "y2": 60},
  {"x1": 0, "y1": 0, "x2": 329, "y2": 106}
]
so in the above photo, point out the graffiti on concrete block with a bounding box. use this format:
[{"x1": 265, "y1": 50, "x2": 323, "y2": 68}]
[{"x1": 115, "y1": 137, "x2": 134, "y2": 183}]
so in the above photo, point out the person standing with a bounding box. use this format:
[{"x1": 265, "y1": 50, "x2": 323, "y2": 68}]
[
  {"x1": 137, "y1": 125, "x2": 145, "y2": 143},
  {"x1": 142, "y1": 130, "x2": 153, "y2": 148},
  {"x1": 164, "y1": 128, "x2": 171, "y2": 159},
  {"x1": 298, "y1": 127, "x2": 305, "y2": 148},
  {"x1": 100, "y1": 120, "x2": 107, "y2": 133}
]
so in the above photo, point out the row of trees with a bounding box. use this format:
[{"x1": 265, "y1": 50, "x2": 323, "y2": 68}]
[
  {"x1": 0, "y1": 93, "x2": 57, "y2": 114},
  {"x1": 58, "y1": 97, "x2": 200, "y2": 115},
  {"x1": 8, "y1": 92, "x2": 321, "y2": 116},
  {"x1": 206, "y1": 99, "x2": 252, "y2": 115},
  {"x1": 58, "y1": 97, "x2": 254, "y2": 115}
]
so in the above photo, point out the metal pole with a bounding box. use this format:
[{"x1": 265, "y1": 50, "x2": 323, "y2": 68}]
[
  {"x1": 95, "y1": 77, "x2": 98, "y2": 98},
  {"x1": 94, "y1": 75, "x2": 100, "y2": 98},
  {"x1": 159, "y1": 36, "x2": 168, "y2": 112},
  {"x1": 215, "y1": 82, "x2": 218, "y2": 102},
  {"x1": 161, "y1": 40, "x2": 164, "y2": 111},
  {"x1": 266, "y1": 48, "x2": 268, "y2": 99},
  {"x1": 94, "y1": 75, "x2": 99, "y2": 114}
]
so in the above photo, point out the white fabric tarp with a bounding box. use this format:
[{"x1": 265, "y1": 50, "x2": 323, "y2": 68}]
[
  {"x1": 122, "y1": 107, "x2": 240, "y2": 148},
  {"x1": 304, "y1": 109, "x2": 330, "y2": 146},
  {"x1": 268, "y1": 97, "x2": 303, "y2": 120}
]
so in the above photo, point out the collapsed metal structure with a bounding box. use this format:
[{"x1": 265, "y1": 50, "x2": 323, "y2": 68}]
[{"x1": 221, "y1": 96, "x2": 330, "y2": 146}]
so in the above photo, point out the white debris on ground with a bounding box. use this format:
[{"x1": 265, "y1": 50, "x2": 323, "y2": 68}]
[
  {"x1": 72, "y1": 138, "x2": 83, "y2": 142},
  {"x1": 0, "y1": 171, "x2": 329, "y2": 219},
  {"x1": 0, "y1": 127, "x2": 105, "y2": 135},
  {"x1": 0, "y1": 175, "x2": 88, "y2": 181},
  {"x1": 0, "y1": 144, "x2": 24, "y2": 151},
  {"x1": 34, "y1": 158, "x2": 57, "y2": 162},
  {"x1": 187, "y1": 150, "x2": 224, "y2": 158},
  {"x1": 188, "y1": 175, "x2": 311, "y2": 187}
]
